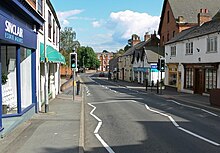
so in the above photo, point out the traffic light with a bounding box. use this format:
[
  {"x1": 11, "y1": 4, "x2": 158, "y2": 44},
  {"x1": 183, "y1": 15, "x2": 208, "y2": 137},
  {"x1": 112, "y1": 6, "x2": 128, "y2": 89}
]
[
  {"x1": 70, "y1": 52, "x2": 77, "y2": 69},
  {"x1": 157, "y1": 58, "x2": 160, "y2": 70},
  {"x1": 160, "y1": 58, "x2": 165, "y2": 72}
]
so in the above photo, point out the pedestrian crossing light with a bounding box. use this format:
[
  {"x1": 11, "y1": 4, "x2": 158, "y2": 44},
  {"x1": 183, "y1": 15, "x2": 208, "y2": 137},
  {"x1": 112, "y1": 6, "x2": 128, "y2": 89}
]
[
  {"x1": 70, "y1": 52, "x2": 77, "y2": 69},
  {"x1": 160, "y1": 58, "x2": 165, "y2": 72},
  {"x1": 157, "y1": 58, "x2": 161, "y2": 71}
]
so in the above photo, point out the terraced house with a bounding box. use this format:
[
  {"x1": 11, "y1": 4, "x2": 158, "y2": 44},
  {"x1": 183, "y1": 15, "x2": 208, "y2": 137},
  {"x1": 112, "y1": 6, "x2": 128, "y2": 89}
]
[
  {"x1": 165, "y1": 10, "x2": 220, "y2": 94},
  {"x1": 0, "y1": 0, "x2": 44, "y2": 136}
]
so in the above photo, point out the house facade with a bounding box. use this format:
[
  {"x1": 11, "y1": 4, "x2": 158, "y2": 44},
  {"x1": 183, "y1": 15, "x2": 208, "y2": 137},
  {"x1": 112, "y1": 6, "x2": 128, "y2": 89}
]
[
  {"x1": 165, "y1": 13, "x2": 220, "y2": 94},
  {"x1": 0, "y1": 0, "x2": 44, "y2": 135},
  {"x1": 132, "y1": 33, "x2": 164, "y2": 85},
  {"x1": 26, "y1": 0, "x2": 65, "y2": 110},
  {"x1": 158, "y1": 0, "x2": 220, "y2": 46}
]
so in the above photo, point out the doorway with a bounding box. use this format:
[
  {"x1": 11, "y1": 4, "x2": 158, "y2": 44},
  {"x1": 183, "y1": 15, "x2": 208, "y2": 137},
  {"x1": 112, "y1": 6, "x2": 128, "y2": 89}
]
[{"x1": 194, "y1": 69, "x2": 204, "y2": 94}]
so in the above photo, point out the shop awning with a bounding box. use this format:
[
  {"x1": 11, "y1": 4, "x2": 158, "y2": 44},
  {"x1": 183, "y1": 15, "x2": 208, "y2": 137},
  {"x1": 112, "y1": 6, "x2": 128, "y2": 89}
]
[{"x1": 40, "y1": 43, "x2": 66, "y2": 64}]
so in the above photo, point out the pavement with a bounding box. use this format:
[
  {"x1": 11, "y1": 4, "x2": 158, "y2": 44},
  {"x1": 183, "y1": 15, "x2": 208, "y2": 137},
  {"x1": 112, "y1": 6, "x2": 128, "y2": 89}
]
[{"x1": 0, "y1": 80, "x2": 85, "y2": 153}]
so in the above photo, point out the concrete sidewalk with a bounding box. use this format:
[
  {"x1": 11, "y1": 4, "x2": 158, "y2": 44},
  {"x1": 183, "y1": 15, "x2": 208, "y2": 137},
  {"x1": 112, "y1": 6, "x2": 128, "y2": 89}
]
[{"x1": 0, "y1": 88, "x2": 84, "y2": 153}]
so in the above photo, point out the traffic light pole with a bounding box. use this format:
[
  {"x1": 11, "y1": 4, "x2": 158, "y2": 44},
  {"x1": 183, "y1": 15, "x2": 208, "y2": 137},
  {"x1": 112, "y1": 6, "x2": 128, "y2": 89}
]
[{"x1": 72, "y1": 69, "x2": 75, "y2": 100}]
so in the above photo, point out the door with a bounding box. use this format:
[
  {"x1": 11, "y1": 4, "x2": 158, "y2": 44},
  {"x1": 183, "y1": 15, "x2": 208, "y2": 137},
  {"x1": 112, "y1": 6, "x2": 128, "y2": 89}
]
[{"x1": 194, "y1": 69, "x2": 204, "y2": 94}]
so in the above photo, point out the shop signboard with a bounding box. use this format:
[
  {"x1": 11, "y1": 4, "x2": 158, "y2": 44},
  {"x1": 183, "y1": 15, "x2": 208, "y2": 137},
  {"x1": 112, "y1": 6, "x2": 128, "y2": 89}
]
[{"x1": 0, "y1": 14, "x2": 37, "y2": 49}]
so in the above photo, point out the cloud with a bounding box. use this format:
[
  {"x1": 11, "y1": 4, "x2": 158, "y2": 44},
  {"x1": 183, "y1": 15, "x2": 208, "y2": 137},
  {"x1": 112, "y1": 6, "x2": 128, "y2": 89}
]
[
  {"x1": 89, "y1": 10, "x2": 160, "y2": 52},
  {"x1": 57, "y1": 9, "x2": 84, "y2": 27},
  {"x1": 92, "y1": 21, "x2": 101, "y2": 28},
  {"x1": 107, "y1": 10, "x2": 160, "y2": 41}
]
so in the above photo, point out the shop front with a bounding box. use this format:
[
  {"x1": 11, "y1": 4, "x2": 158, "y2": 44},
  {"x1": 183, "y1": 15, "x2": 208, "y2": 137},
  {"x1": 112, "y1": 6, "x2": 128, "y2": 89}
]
[
  {"x1": 0, "y1": 1, "x2": 43, "y2": 134},
  {"x1": 183, "y1": 63, "x2": 219, "y2": 94}
]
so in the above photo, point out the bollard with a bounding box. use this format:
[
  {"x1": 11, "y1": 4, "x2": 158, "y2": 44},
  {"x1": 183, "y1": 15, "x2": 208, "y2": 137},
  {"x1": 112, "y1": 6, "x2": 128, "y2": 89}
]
[
  {"x1": 151, "y1": 80, "x2": 154, "y2": 92},
  {"x1": 146, "y1": 79, "x2": 148, "y2": 91},
  {"x1": 156, "y1": 80, "x2": 159, "y2": 94},
  {"x1": 76, "y1": 80, "x2": 81, "y2": 95}
]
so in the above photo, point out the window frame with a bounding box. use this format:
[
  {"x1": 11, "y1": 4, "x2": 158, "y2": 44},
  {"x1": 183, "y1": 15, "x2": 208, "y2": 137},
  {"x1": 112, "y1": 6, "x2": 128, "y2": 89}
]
[
  {"x1": 170, "y1": 46, "x2": 176, "y2": 57},
  {"x1": 207, "y1": 36, "x2": 218, "y2": 53},
  {"x1": 186, "y1": 42, "x2": 193, "y2": 55},
  {"x1": 48, "y1": 11, "x2": 52, "y2": 39}
]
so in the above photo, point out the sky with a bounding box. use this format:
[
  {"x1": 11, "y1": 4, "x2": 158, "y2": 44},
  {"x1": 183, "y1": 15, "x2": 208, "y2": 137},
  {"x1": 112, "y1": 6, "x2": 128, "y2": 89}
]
[{"x1": 50, "y1": 0, "x2": 164, "y2": 52}]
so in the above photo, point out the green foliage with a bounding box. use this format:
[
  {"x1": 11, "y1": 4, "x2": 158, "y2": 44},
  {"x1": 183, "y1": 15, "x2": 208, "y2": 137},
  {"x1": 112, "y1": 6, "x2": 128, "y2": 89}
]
[
  {"x1": 60, "y1": 27, "x2": 80, "y2": 67},
  {"x1": 77, "y1": 46, "x2": 100, "y2": 69},
  {"x1": 2, "y1": 73, "x2": 8, "y2": 85}
]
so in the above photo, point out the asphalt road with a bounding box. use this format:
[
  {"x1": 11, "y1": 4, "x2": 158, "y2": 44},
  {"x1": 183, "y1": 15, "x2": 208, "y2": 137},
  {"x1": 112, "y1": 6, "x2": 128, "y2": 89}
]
[{"x1": 81, "y1": 74, "x2": 220, "y2": 153}]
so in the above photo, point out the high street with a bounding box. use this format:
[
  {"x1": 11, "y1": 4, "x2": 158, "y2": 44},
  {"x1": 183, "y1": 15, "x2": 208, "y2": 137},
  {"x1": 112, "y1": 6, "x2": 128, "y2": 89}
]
[{"x1": 82, "y1": 74, "x2": 220, "y2": 153}]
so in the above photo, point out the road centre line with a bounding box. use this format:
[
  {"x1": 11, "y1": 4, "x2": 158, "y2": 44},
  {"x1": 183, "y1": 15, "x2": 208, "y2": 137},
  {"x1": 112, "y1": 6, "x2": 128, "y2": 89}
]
[
  {"x1": 178, "y1": 127, "x2": 220, "y2": 146},
  {"x1": 90, "y1": 100, "x2": 143, "y2": 105},
  {"x1": 167, "y1": 100, "x2": 218, "y2": 117},
  {"x1": 145, "y1": 104, "x2": 220, "y2": 146},
  {"x1": 88, "y1": 103, "x2": 115, "y2": 153}
]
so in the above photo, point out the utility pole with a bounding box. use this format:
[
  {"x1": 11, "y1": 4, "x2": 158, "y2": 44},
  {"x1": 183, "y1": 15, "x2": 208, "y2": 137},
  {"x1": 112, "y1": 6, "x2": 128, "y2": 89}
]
[{"x1": 44, "y1": 0, "x2": 49, "y2": 113}]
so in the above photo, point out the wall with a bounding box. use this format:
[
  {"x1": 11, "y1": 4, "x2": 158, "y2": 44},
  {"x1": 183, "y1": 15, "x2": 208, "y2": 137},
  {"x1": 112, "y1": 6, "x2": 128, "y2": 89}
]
[{"x1": 159, "y1": 1, "x2": 179, "y2": 46}]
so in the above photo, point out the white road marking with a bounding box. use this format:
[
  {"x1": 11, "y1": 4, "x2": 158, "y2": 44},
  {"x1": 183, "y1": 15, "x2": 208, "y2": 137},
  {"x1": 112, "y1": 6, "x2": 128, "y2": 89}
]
[
  {"x1": 88, "y1": 103, "x2": 115, "y2": 153},
  {"x1": 201, "y1": 109, "x2": 218, "y2": 117},
  {"x1": 88, "y1": 103, "x2": 101, "y2": 122},
  {"x1": 90, "y1": 100, "x2": 142, "y2": 105},
  {"x1": 94, "y1": 122, "x2": 102, "y2": 134},
  {"x1": 95, "y1": 134, "x2": 115, "y2": 153},
  {"x1": 178, "y1": 127, "x2": 220, "y2": 146},
  {"x1": 167, "y1": 100, "x2": 218, "y2": 117},
  {"x1": 145, "y1": 104, "x2": 220, "y2": 146}
]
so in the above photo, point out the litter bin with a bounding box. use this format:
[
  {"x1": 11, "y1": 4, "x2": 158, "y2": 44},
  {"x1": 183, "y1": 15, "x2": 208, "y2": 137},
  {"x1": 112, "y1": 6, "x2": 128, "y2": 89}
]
[{"x1": 210, "y1": 89, "x2": 220, "y2": 106}]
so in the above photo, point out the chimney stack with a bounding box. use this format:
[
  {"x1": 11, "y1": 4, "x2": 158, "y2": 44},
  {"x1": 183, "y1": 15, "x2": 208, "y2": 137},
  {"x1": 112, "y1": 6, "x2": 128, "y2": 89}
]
[
  {"x1": 131, "y1": 34, "x2": 141, "y2": 46},
  {"x1": 198, "y1": 8, "x2": 211, "y2": 26},
  {"x1": 144, "y1": 32, "x2": 151, "y2": 41}
]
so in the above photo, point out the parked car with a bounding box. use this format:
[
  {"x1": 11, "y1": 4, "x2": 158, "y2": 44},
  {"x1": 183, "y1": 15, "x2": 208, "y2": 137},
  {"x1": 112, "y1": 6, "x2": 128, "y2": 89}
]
[{"x1": 99, "y1": 72, "x2": 105, "y2": 77}]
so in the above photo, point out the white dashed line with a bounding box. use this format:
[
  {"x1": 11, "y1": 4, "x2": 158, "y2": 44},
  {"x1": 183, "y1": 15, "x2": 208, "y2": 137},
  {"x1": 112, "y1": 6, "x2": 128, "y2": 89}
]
[
  {"x1": 145, "y1": 104, "x2": 220, "y2": 146},
  {"x1": 167, "y1": 100, "x2": 218, "y2": 117}
]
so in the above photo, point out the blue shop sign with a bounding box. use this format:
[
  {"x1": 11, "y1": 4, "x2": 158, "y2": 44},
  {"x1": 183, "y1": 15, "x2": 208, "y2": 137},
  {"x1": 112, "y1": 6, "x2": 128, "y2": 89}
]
[
  {"x1": 0, "y1": 14, "x2": 37, "y2": 49},
  {"x1": 151, "y1": 65, "x2": 157, "y2": 69},
  {"x1": 133, "y1": 67, "x2": 149, "y2": 72}
]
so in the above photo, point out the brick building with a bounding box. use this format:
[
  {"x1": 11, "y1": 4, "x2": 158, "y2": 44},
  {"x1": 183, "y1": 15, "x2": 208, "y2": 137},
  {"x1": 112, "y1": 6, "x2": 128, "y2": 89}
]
[
  {"x1": 97, "y1": 51, "x2": 114, "y2": 72},
  {"x1": 158, "y1": 0, "x2": 220, "y2": 47}
]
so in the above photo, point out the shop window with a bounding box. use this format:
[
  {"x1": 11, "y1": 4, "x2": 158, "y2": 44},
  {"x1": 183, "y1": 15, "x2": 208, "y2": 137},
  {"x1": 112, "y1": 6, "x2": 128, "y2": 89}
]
[
  {"x1": 186, "y1": 42, "x2": 193, "y2": 55},
  {"x1": 1, "y1": 46, "x2": 17, "y2": 114},
  {"x1": 37, "y1": 0, "x2": 43, "y2": 15},
  {"x1": 185, "y1": 68, "x2": 193, "y2": 89},
  {"x1": 48, "y1": 11, "x2": 52, "y2": 39},
  {"x1": 20, "y1": 47, "x2": 32, "y2": 110},
  {"x1": 205, "y1": 69, "x2": 217, "y2": 92},
  {"x1": 169, "y1": 72, "x2": 177, "y2": 86},
  {"x1": 207, "y1": 37, "x2": 217, "y2": 53},
  {"x1": 170, "y1": 46, "x2": 176, "y2": 57}
]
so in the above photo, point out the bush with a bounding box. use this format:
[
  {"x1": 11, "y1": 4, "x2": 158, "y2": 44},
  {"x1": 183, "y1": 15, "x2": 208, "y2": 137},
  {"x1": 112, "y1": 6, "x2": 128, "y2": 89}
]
[{"x1": 2, "y1": 73, "x2": 8, "y2": 85}]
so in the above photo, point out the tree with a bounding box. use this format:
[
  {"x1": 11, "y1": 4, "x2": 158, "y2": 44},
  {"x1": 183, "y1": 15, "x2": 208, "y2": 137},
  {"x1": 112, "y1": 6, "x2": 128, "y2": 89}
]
[
  {"x1": 60, "y1": 27, "x2": 80, "y2": 67},
  {"x1": 77, "y1": 46, "x2": 100, "y2": 69}
]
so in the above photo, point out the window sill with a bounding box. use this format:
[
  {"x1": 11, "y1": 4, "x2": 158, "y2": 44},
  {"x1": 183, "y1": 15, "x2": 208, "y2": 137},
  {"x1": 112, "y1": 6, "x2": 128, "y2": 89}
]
[{"x1": 206, "y1": 51, "x2": 218, "y2": 54}]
